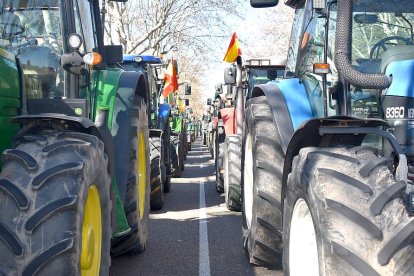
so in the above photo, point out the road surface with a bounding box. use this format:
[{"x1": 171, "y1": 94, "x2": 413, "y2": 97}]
[{"x1": 110, "y1": 139, "x2": 282, "y2": 276}]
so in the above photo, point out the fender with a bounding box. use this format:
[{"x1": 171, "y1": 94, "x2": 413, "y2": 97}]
[
  {"x1": 213, "y1": 116, "x2": 218, "y2": 129},
  {"x1": 158, "y1": 103, "x2": 171, "y2": 131},
  {"x1": 251, "y1": 78, "x2": 313, "y2": 153},
  {"x1": 12, "y1": 113, "x2": 115, "y2": 176},
  {"x1": 110, "y1": 71, "x2": 149, "y2": 203},
  {"x1": 219, "y1": 107, "x2": 235, "y2": 135},
  {"x1": 281, "y1": 116, "x2": 392, "y2": 207}
]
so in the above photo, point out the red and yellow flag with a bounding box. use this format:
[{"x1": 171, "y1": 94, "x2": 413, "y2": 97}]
[
  {"x1": 163, "y1": 58, "x2": 179, "y2": 98},
  {"x1": 223, "y1": 32, "x2": 242, "y2": 63}
]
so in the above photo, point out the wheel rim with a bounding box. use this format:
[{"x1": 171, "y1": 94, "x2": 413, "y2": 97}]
[
  {"x1": 244, "y1": 134, "x2": 254, "y2": 228},
  {"x1": 137, "y1": 130, "x2": 147, "y2": 220},
  {"x1": 289, "y1": 198, "x2": 319, "y2": 276},
  {"x1": 81, "y1": 185, "x2": 102, "y2": 276}
]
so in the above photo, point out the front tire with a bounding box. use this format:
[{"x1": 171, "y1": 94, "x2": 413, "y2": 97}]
[
  {"x1": 111, "y1": 96, "x2": 150, "y2": 256},
  {"x1": 283, "y1": 147, "x2": 414, "y2": 275},
  {"x1": 224, "y1": 135, "x2": 242, "y2": 211},
  {"x1": 215, "y1": 126, "x2": 225, "y2": 193},
  {"x1": 170, "y1": 135, "x2": 182, "y2": 178},
  {"x1": 0, "y1": 131, "x2": 111, "y2": 275},
  {"x1": 149, "y1": 135, "x2": 165, "y2": 210},
  {"x1": 242, "y1": 96, "x2": 284, "y2": 267}
]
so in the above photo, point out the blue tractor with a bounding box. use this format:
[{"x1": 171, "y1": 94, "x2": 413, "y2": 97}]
[
  {"x1": 122, "y1": 55, "x2": 172, "y2": 210},
  {"x1": 242, "y1": 0, "x2": 414, "y2": 274}
]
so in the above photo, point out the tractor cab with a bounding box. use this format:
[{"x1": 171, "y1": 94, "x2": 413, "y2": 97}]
[{"x1": 243, "y1": 58, "x2": 286, "y2": 101}]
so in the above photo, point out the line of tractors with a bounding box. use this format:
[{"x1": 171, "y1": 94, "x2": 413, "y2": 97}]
[
  {"x1": 203, "y1": 0, "x2": 414, "y2": 274},
  {"x1": 0, "y1": 0, "x2": 198, "y2": 274},
  {"x1": 1, "y1": 0, "x2": 414, "y2": 274}
]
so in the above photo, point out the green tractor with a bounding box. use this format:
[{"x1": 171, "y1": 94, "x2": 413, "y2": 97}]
[
  {"x1": 121, "y1": 55, "x2": 172, "y2": 210},
  {"x1": 0, "y1": 0, "x2": 151, "y2": 274},
  {"x1": 167, "y1": 88, "x2": 191, "y2": 177}
]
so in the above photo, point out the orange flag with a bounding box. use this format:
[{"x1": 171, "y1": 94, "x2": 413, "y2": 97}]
[
  {"x1": 163, "y1": 58, "x2": 179, "y2": 98},
  {"x1": 223, "y1": 32, "x2": 242, "y2": 63}
]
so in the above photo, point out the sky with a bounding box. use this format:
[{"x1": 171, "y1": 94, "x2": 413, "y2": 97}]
[{"x1": 202, "y1": 2, "x2": 294, "y2": 99}]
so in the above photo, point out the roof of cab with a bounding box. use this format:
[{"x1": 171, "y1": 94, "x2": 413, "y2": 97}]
[{"x1": 123, "y1": 54, "x2": 162, "y2": 63}]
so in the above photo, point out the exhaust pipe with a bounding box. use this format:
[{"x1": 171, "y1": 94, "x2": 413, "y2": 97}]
[{"x1": 335, "y1": 0, "x2": 390, "y2": 89}]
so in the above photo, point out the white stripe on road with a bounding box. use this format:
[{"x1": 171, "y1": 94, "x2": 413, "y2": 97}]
[{"x1": 199, "y1": 179, "x2": 211, "y2": 276}]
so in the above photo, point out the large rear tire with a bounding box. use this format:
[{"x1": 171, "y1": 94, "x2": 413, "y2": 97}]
[
  {"x1": 242, "y1": 96, "x2": 284, "y2": 267},
  {"x1": 224, "y1": 135, "x2": 242, "y2": 211},
  {"x1": 0, "y1": 131, "x2": 111, "y2": 275},
  {"x1": 283, "y1": 147, "x2": 414, "y2": 275},
  {"x1": 149, "y1": 135, "x2": 165, "y2": 210},
  {"x1": 111, "y1": 96, "x2": 150, "y2": 256},
  {"x1": 215, "y1": 126, "x2": 225, "y2": 193},
  {"x1": 162, "y1": 125, "x2": 172, "y2": 193},
  {"x1": 170, "y1": 136, "x2": 182, "y2": 178}
]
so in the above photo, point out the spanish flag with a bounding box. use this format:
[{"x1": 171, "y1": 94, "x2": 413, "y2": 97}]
[
  {"x1": 223, "y1": 32, "x2": 242, "y2": 63},
  {"x1": 163, "y1": 58, "x2": 179, "y2": 98}
]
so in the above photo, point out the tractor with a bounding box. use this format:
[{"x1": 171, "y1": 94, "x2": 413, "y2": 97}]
[
  {"x1": 221, "y1": 59, "x2": 285, "y2": 211},
  {"x1": 242, "y1": 0, "x2": 414, "y2": 274},
  {"x1": 0, "y1": 0, "x2": 151, "y2": 274},
  {"x1": 167, "y1": 86, "x2": 191, "y2": 177},
  {"x1": 121, "y1": 54, "x2": 171, "y2": 210},
  {"x1": 209, "y1": 83, "x2": 228, "y2": 193}
]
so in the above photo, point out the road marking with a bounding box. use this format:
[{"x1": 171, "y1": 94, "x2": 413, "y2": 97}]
[{"x1": 199, "y1": 179, "x2": 210, "y2": 276}]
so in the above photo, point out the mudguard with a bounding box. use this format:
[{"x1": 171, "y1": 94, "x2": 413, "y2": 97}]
[
  {"x1": 281, "y1": 116, "x2": 390, "y2": 207},
  {"x1": 12, "y1": 114, "x2": 114, "y2": 175},
  {"x1": 110, "y1": 71, "x2": 148, "y2": 203},
  {"x1": 219, "y1": 107, "x2": 235, "y2": 135},
  {"x1": 158, "y1": 103, "x2": 171, "y2": 131},
  {"x1": 213, "y1": 116, "x2": 218, "y2": 129},
  {"x1": 251, "y1": 78, "x2": 313, "y2": 153}
]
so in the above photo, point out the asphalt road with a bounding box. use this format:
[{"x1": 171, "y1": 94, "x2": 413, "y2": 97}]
[{"x1": 110, "y1": 139, "x2": 282, "y2": 276}]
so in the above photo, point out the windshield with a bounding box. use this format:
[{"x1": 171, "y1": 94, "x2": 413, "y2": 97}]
[
  {"x1": 0, "y1": 0, "x2": 64, "y2": 98},
  {"x1": 246, "y1": 67, "x2": 285, "y2": 98},
  {"x1": 351, "y1": 0, "x2": 414, "y2": 73}
]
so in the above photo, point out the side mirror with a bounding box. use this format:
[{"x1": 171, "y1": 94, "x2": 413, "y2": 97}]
[
  {"x1": 61, "y1": 33, "x2": 84, "y2": 75},
  {"x1": 104, "y1": 45, "x2": 123, "y2": 65},
  {"x1": 185, "y1": 99, "x2": 190, "y2": 106},
  {"x1": 185, "y1": 84, "x2": 192, "y2": 95},
  {"x1": 250, "y1": 0, "x2": 278, "y2": 8},
  {"x1": 61, "y1": 52, "x2": 83, "y2": 75},
  {"x1": 207, "y1": 98, "x2": 212, "y2": 106},
  {"x1": 224, "y1": 67, "x2": 236, "y2": 85},
  {"x1": 215, "y1": 83, "x2": 223, "y2": 94}
]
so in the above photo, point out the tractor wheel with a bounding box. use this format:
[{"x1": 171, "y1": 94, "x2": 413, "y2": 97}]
[
  {"x1": 0, "y1": 131, "x2": 111, "y2": 275},
  {"x1": 242, "y1": 96, "x2": 284, "y2": 267},
  {"x1": 210, "y1": 130, "x2": 216, "y2": 158},
  {"x1": 170, "y1": 136, "x2": 181, "y2": 178},
  {"x1": 215, "y1": 126, "x2": 225, "y2": 193},
  {"x1": 163, "y1": 126, "x2": 172, "y2": 193},
  {"x1": 111, "y1": 96, "x2": 150, "y2": 256},
  {"x1": 179, "y1": 133, "x2": 185, "y2": 171},
  {"x1": 283, "y1": 147, "x2": 414, "y2": 275},
  {"x1": 149, "y1": 136, "x2": 165, "y2": 210},
  {"x1": 183, "y1": 131, "x2": 188, "y2": 160},
  {"x1": 224, "y1": 135, "x2": 242, "y2": 211}
]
